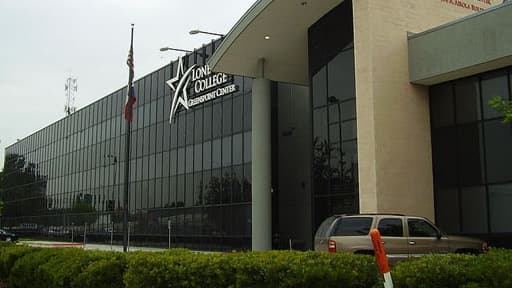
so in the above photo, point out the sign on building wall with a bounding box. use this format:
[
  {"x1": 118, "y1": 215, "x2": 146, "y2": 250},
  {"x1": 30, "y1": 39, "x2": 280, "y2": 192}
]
[
  {"x1": 167, "y1": 56, "x2": 238, "y2": 123},
  {"x1": 440, "y1": 0, "x2": 500, "y2": 12}
]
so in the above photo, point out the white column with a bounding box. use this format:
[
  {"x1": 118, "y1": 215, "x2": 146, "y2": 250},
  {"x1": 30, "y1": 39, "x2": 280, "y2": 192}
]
[{"x1": 252, "y1": 58, "x2": 272, "y2": 251}]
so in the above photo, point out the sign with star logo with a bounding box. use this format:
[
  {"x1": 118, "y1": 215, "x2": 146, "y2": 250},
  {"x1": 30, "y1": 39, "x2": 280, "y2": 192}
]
[{"x1": 167, "y1": 56, "x2": 238, "y2": 123}]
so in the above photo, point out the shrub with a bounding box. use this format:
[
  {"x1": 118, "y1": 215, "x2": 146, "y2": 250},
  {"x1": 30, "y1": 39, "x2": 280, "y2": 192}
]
[
  {"x1": 124, "y1": 250, "x2": 380, "y2": 288},
  {"x1": 74, "y1": 252, "x2": 126, "y2": 288},
  {"x1": 0, "y1": 243, "x2": 39, "y2": 279},
  {"x1": 392, "y1": 249, "x2": 512, "y2": 288}
]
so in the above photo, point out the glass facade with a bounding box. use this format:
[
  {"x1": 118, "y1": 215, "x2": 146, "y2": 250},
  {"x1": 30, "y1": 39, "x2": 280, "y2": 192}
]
[
  {"x1": 1, "y1": 40, "x2": 253, "y2": 250},
  {"x1": 309, "y1": 0, "x2": 359, "y2": 229},
  {"x1": 430, "y1": 67, "x2": 512, "y2": 247}
]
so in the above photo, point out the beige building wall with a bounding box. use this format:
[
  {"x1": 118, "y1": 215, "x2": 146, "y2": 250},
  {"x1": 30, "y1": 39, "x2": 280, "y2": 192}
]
[{"x1": 352, "y1": 0, "x2": 501, "y2": 220}]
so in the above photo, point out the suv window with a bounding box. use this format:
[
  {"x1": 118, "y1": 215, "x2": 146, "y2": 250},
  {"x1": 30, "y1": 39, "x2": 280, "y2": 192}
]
[
  {"x1": 408, "y1": 218, "x2": 438, "y2": 237},
  {"x1": 331, "y1": 217, "x2": 373, "y2": 236},
  {"x1": 378, "y1": 218, "x2": 403, "y2": 237},
  {"x1": 315, "y1": 216, "x2": 337, "y2": 238}
]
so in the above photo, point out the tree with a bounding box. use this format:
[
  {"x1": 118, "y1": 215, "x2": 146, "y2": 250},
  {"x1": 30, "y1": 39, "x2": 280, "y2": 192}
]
[{"x1": 489, "y1": 96, "x2": 512, "y2": 123}]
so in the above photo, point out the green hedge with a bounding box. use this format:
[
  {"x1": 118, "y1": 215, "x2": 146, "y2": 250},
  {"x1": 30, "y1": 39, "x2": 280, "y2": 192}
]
[
  {"x1": 1, "y1": 242, "x2": 511, "y2": 288},
  {"x1": 392, "y1": 248, "x2": 512, "y2": 288},
  {"x1": 123, "y1": 250, "x2": 378, "y2": 288}
]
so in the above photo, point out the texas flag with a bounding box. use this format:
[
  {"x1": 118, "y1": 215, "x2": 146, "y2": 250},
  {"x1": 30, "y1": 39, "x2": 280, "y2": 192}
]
[{"x1": 124, "y1": 27, "x2": 136, "y2": 122}]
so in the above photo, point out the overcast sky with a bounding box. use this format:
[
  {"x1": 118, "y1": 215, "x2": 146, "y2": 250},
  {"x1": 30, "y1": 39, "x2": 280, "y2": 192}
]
[{"x1": 0, "y1": 0, "x2": 254, "y2": 170}]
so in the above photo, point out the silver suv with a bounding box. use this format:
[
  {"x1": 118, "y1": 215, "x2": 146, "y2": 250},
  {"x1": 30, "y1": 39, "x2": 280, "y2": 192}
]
[{"x1": 314, "y1": 214, "x2": 487, "y2": 261}]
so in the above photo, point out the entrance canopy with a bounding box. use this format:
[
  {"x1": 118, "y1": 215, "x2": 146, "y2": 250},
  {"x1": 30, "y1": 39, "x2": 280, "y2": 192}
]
[{"x1": 208, "y1": 0, "x2": 343, "y2": 85}]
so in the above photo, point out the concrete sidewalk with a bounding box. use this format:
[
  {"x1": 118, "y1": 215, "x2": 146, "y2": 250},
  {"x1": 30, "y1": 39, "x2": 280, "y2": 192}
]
[{"x1": 19, "y1": 240, "x2": 167, "y2": 252}]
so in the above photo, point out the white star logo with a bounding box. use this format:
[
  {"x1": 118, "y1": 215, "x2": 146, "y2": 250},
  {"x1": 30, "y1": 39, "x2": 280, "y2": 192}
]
[{"x1": 167, "y1": 56, "x2": 196, "y2": 123}]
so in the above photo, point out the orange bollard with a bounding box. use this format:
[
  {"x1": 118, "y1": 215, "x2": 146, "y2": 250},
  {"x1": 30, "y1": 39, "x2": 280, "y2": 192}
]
[{"x1": 370, "y1": 229, "x2": 393, "y2": 288}]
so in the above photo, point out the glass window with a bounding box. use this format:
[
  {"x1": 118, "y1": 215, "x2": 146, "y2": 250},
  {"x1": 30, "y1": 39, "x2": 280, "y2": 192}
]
[
  {"x1": 194, "y1": 107, "x2": 203, "y2": 144},
  {"x1": 378, "y1": 218, "x2": 403, "y2": 237},
  {"x1": 341, "y1": 99, "x2": 356, "y2": 121},
  {"x1": 431, "y1": 127, "x2": 458, "y2": 188},
  {"x1": 328, "y1": 49, "x2": 355, "y2": 102},
  {"x1": 194, "y1": 172, "x2": 203, "y2": 206},
  {"x1": 204, "y1": 104, "x2": 212, "y2": 141},
  {"x1": 407, "y1": 219, "x2": 438, "y2": 237},
  {"x1": 312, "y1": 67, "x2": 327, "y2": 108},
  {"x1": 185, "y1": 173, "x2": 193, "y2": 207},
  {"x1": 460, "y1": 186, "x2": 488, "y2": 233},
  {"x1": 243, "y1": 93, "x2": 252, "y2": 131},
  {"x1": 455, "y1": 78, "x2": 481, "y2": 124},
  {"x1": 177, "y1": 113, "x2": 186, "y2": 147},
  {"x1": 313, "y1": 107, "x2": 328, "y2": 143},
  {"x1": 233, "y1": 133, "x2": 243, "y2": 165},
  {"x1": 341, "y1": 120, "x2": 356, "y2": 141},
  {"x1": 212, "y1": 139, "x2": 221, "y2": 169},
  {"x1": 331, "y1": 217, "x2": 372, "y2": 236},
  {"x1": 223, "y1": 97, "x2": 232, "y2": 136},
  {"x1": 177, "y1": 175, "x2": 185, "y2": 207},
  {"x1": 194, "y1": 143, "x2": 202, "y2": 172},
  {"x1": 489, "y1": 183, "x2": 512, "y2": 233},
  {"x1": 213, "y1": 103, "x2": 222, "y2": 139},
  {"x1": 203, "y1": 141, "x2": 211, "y2": 170},
  {"x1": 222, "y1": 136, "x2": 231, "y2": 167},
  {"x1": 177, "y1": 147, "x2": 185, "y2": 174},
  {"x1": 484, "y1": 120, "x2": 512, "y2": 183},
  {"x1": 170, "y1": 149, "x2": 177, "y2": 176},
  {"x1": 186, "y1": 145, "x2": 193, "y2": 174},
  {"x1": 435, "y1": 188, "x2": 460, "y2": 233},
  {"x1": 430, "y1": 83, "x2": 454, "y2": 127},
  {"x1": 150, "y1": 100, "x2": 157, "y2": 125},
  {"x1": 243, "y1": 132, "x2": 251, "y2": 164},
  {"x1": 186, "y1": 111, "x2": 194, "y2": 146},
  {"x1": 233, "y1": 96, "x2": 243, "y2": 133},
  {"x1": 457, "y1": 123, "x2": 485, "y2": 186},
  {"x1": 481, "y1": 72, "x2": 508, "y2": 119}
]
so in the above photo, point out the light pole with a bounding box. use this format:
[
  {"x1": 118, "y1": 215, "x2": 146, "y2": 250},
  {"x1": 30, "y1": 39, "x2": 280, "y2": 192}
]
[
  {"x1": 189, "y1": 29, "x2": 224, "y2": 37},
  {"x1": 106, "y1": 154, "x2": 117, "y2": 235},
  {"x1": 159, "y1": 47, "x2": 193, "y2": 53}
]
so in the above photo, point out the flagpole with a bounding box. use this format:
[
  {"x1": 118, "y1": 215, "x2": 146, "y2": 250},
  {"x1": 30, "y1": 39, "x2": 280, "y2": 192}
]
[{"x1": 123, "y1": 23, "x2": 134, "y2": 252}]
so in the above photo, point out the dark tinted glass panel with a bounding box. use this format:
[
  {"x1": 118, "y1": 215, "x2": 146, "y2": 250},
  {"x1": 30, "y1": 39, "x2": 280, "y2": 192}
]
[
  {"x1": 222, "y1": 136, "x2": 231, "y2": 167},
  {"x1": 431, "y1": 127, "x2": 458, "y2": 188},
  {"x1": 223, "y1": 97, "x2": 232, "y2": 136},
  {"x1": 481, "y1": 72, "x2": 508, "y2": 119},
  {"x1": 186, "y1": 173, "x2": 193, "y2": 207},
  {"x1": 430, "y1": 83, "x2": 454, "y2": 127},
  {"x1": 489, "y1": 184, "x2": 512, "y2": 233},
  {"x1": 203, "y1": 105, "x2": 212, "y2": 141},
  {"x1": 435, "y1": 188, "x2": 460, "y2": 233},
  {"x1": 243, "y1": 94, "x2": 252, "y2": 131},
  {"x1": 194, "y1": 144, "x2": 202, "y2": 172},
  {"x1": 194, "y1": 107, "x2": 203, "y2": 144},
  {"x1": 378, "y1": 218, "x2": 403, "y2": 237},
  {"x1": 407, "y1": 219, "x2": 438, "y2": 237},
  {"x1": 457, "y1": 124, "x2": 485, "y2": 186},
  {"x1": 233, "y1": 133, "x2": 243, "y2": 165},
  {"x1": 484, "y1": 120, "x2": 512, "y2": 183},
  {"x1": 203, "y1": 141, "x2": 211, "y2": 170},
  {"x1": 186, "y1": 111, "x2": 194, "y2": 146},
  {"x1": 312, "y1": 67, "x2": 327, "y2": 108},
  {"x1": 455, "y1": 78, "x2": 480, "y2": 124},
  {"x1": 331, "y1": 217, "x2": 372, "y2": 236},
  {"x1": 313, "y1": 107, "x2": 328, "y2": 143},
  {"x1": 213, "y1": 103, "x2": 222, "y2": 139},
  {"x1": 186, "y1": 146, "x2": 193, "y2": 174},
  {"x1": 460, "y1": 186, "x2": 488, "y2": 233},
  {"x1": 212, "y1": 139, "x2": 221, "y2": 169},
  {"x1": 233, "y1": 96, "x2": 243, "y2": 133},
  {"x1": 328, "y1": 49, "x2": 355, "y2": 102}
]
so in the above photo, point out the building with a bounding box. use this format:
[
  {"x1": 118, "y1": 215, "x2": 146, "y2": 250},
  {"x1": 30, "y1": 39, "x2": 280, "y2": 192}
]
[{"x1": 1, "y1": 0, "x2": 511, "y2": 250}]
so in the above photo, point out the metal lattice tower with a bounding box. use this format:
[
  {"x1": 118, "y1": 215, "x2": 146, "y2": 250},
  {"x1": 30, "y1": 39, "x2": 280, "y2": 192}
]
[{"x1": 64, "y1": 77, "x2": 78, "y2": 116}]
